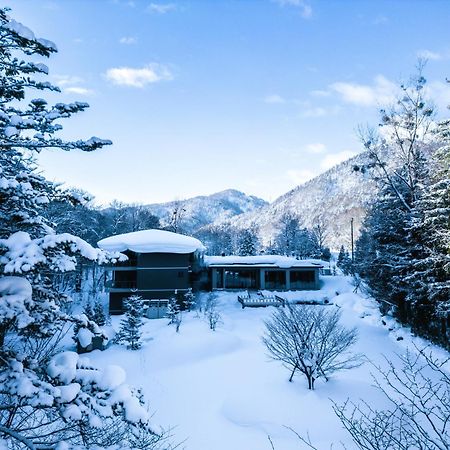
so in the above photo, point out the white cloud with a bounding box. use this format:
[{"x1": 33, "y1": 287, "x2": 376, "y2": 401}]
[
  {"x1": 147, "y1": 3, "x2": 177, "y2": 14},
  {"x1": 119, "y1": 36, "x2": 137, "y2": 45},
  {"x1": 287, "y1": 168, "x2": 316, "y2": 185},
  {"x1": 301, "y1": 106, "x2": 327, "y2": 118},
  {"x1": 264, "y1": 94, "x2": 286, "y2": 104},
  {"x1": 300, "y1": 105, "x2": 341, "y2": 118},
  {"x1": 54, "y1": 75, "x2": 84, "y2": 87},
  {"x1": 373, "y1": 15, "x2": 388, "y2": 25},
  {"x1": 417, "y1": 49, "x2": 442, "y2": 61},
  {"x1": 310, "y1": 89, "x2": 330, "y2": 97},
  {"x1": 273, "y1": 0, "x2": 312, "y2": 18},
  {"x1": 105, "y1": 64, "x2": 173, "y2": 87},
  {"x1": 321, "y1": 150, "x2": 357, "y2": 170},
  {"x1": 330, "y1": 75, "x2": 397, "y2": 107},
  {"x1": 426, "y1": 80, "x2": 450, "y2": 114},
  {"x1": 65, "y1": 86, "x2": 94, "y2": 95},
  {"x1": 305, "y1": 143, "x2": 326, "y2": 154}
]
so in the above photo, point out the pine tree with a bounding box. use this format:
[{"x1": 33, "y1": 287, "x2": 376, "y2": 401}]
[
  {"x1": 238, "y1": 228, "x2": 259, "y2": 256},
  {"x1": 0, "y1": 9, "x2": 161, "y2": 447},
  {"x1": 166, "y1": 296, "x2": 182, "y2": 332},
  {"x1": 83, "y1": 300, "x2": 95, "y2": 321},
  {"x1": 337, "y1": 245, "x2": 353, "y2": 275},
  {"x1": 116, "y1": 295, "x2": 144, "y2": 350},
  {"x1": 183, "y1": 288, "x2": 196, "y2": 311},
  {"x1": 92, "y1": 298, "x2": 107, "y2": 326}
]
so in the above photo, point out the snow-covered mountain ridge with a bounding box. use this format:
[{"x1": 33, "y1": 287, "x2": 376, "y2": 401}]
[
  {"x1": 145, "y1": 189, "x2": 268, "y2": 233},
  {"x1": 214, "y1": 153, "x2": 379, "y2": 250}
]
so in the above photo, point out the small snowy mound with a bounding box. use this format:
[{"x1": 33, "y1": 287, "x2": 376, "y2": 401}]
[
  {"x1": 0, "y1": 276, "x2": 34, "y2": 328},
  {"x1": 98, "y1": 229, "x2": 205, "y2": 254}
]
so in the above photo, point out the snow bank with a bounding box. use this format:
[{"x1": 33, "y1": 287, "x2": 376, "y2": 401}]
[
  {"x1": 205, "y1": 254, "x2": 323, "y2": 268},
  {"x1": 98, "y1": 229, "x2": 205, "y2": 254},
  {"x1": 77, "y1": 328, "x2": 94, "y2": 348}
]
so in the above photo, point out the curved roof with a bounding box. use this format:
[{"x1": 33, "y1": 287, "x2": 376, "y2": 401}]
[{"x1": 97, "y1": 229, "x2": 205, "y2": 254}]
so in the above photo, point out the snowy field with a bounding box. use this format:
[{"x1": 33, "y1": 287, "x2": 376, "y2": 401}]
[{"x1": 88, "y1": 277, "x2": 448, "y2": 450}]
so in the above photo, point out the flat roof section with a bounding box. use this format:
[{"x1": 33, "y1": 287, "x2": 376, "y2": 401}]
[{"x1": 205, "y1": 255, "x2": 324, "y2": 269}]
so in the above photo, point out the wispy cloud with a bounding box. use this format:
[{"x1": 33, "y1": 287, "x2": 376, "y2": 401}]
[
  {"x1": 321, "y1": 150, "x2": 357, "y2": 170},
  {"x1": 417, "y1": 49, "x2": 442, "y2": 61},
  {"x1": 373, "y1": 15, "x2": 388, "y2": 25},
  {"x1": 310, "y1": 89, "x2": 330, "y2": 97},
  {"x1": 330, "y1": 75, "x2": 397, "y2": 107},
  {"x1": 65, "y1": 86, "x2": 95, "y2": 96},
  {"x1": 105, "y1": 64, "x2": 173, "y2": 87},
  {"x1": 425, "y1": 80, "x2": 450, "y2": 113},
  {"x1": 147, "y1": 3, "x2": 177, "y2": 14},
  {"x1": 300, "y1": 105, "x2": 341, "y2": 118},
  {"x1": 54, "y1": 75, "x2": 84, "y2": 87},
  {"x1": 273, "y1": 0, "x2": 312, "y2": 19},
  {"x1": 263, "y1": 94, "x2": 286, "y2": 104},
  {"x1": 287, "y1": 168, "x2": 315, "y2": 185},
  {"x1": 119, "y1": 36, "x2": 137, "y2": 45},
  {"x1": 53, "y1": 75, "x2": 95, "y2": 96},
  {"x1": 305, "y1": 143, "x2": 326, "y2": 154}
]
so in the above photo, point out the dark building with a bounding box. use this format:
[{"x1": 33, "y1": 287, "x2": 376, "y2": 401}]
[
  {"x1": 206, "y1": 255, "x2": 322, "y2": 291},
  {"x1": 98, "y1": 229, "x2": 205, "y2": 314},
  {"x1": 99, "y1": 230, "x2": 323, "y2": 315}
]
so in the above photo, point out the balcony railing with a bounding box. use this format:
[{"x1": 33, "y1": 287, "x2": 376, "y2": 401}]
[{"x1": 105, "y1": 280, "x2": 137, "y2": 290}]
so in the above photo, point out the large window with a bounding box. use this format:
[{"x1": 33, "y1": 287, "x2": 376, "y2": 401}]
[
  {"x1": 113, "y1": 270, "x2": 137, "y2": 289},
  {"x1": 265, "y1": 270, "x2": 286, "y2": 290},
  {"x1": 225, "y1": 269, "x2": 258, "y2": 289},
  {"x1": 290, "y1": 270, "x2": 315, "y2": 289}
]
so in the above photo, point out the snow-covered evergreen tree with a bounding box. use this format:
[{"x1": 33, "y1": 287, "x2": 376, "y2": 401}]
[
  {"x1": 352, "y1": 68, "x2": 450, "y2": 345},
  {"x1": 0, "y1": 8, "x2": 163, "y2": 447},
  {"x1": 238, "y1": 227, "x2": 259, "y2": 256},
  {"x1": 115, "y1": 295, "x2": 145, "y2": 350},
  {"x1": 92, "y1": 298, "x2": 108, "y2": 326},
  {"x1": 337, "y1": 245, "x2": 353, "y2": 275},
  {"x1": 183, "y1": 288, "x2": 196, "y2": 311}
]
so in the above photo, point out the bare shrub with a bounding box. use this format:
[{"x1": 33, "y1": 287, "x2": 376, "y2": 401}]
[
  {"x1": 263, "y1": 304, "x2": 363, "y2": 389},
  {"x1": 333, "y1": 346, "x2": 450, "y2": 450}
]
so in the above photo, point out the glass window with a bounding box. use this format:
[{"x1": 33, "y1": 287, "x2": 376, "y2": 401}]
[
  {"x1": 264, "y1": 271, "x2": 286, "y2": 290},
  {"x1": 290, "y1": 270, "x2": 315, "y2": 289}
]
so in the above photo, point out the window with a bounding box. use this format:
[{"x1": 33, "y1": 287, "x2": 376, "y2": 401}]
[
  {"x1": 264, "y1": 271, "x2": 286, "y2": 290},
  {"x1": 290, "y1": 270, "x2": 315, "y2": 289},
  {"x1": 224, "y1": 269, "x2": 258, "y2": 289}
]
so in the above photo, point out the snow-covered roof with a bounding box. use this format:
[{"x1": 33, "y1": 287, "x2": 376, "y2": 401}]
[
  {"x1": 97, "y1": 229, "x2": 205, "y2": 254},
  {"x1": 205, "y1": 255, "x2": 323, "y2": 269}
]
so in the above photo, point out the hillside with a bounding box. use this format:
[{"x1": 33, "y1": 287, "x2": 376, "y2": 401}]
[
  {"x1": 145, "y1": 189, "x2": 268, "y2": 234},
  {"x1": 219, "y1": 153, "x2": 378, "y2": 250}
]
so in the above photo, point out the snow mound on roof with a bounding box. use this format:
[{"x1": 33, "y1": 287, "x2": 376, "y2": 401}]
[
  {"x1": 97, "y1": 229, "x2": 205, "y2": 254},
  {"x1": 205, "y1": 255, "x2": 323, "y2": 268}
]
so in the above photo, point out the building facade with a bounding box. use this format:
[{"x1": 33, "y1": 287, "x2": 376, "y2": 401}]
[
  {"x1": 99, "y1": 230, "x2": 323, "y2": 314},
  {"x1": 98, "y1": 229, "x2": 205, "y2": 314},
  {"x1": 206, "y1": 255, "x2": 322, "y2": 291}
]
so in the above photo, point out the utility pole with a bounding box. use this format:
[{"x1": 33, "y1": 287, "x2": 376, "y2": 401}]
[{"x1": 350, "y1": 217, "x2": 354, "y2": 263}]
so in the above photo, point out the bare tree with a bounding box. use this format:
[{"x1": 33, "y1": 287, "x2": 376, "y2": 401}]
[
  {"x1": 333, "y1": 346, "x2": 450, "y2": 450},
  {"x1": 355, "y1": 63, "x2": 436, "y2": 213},
  {"x1": 204, "y1": 293, "x2": 222, "y2": 331},
  {"x1": 263, "y1": 305, "x2": 363, "y2": 389},
  {"x1": 168, "y1": 200, "x2": 187, "y2": 234}
]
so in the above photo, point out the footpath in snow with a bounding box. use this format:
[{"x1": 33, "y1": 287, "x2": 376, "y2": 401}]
[{"x1": 89, "y1": 276, "x2": 449, "y2": 450}]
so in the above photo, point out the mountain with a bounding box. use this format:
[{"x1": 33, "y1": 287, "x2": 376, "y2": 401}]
[
  {"x1": 145, "y1": 189, "x2": 268, "y2": 234},
  {"x1": 216, "y1": 153, "x2": 379, "y2": 251}
]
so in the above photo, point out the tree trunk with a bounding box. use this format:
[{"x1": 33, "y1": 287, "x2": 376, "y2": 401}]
[{"x1": 289, "y1": 365, "x2": 297, "y2": 382}]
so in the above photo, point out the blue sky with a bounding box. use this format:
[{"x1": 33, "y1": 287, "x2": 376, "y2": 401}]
[{"x1": 10, "y1": 0, "x2": 450, "y2": 204}]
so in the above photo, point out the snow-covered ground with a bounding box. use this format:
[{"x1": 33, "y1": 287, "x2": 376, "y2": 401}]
[{"x1": 87, "y1": 276, "x2": 448, "y2": 450}]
